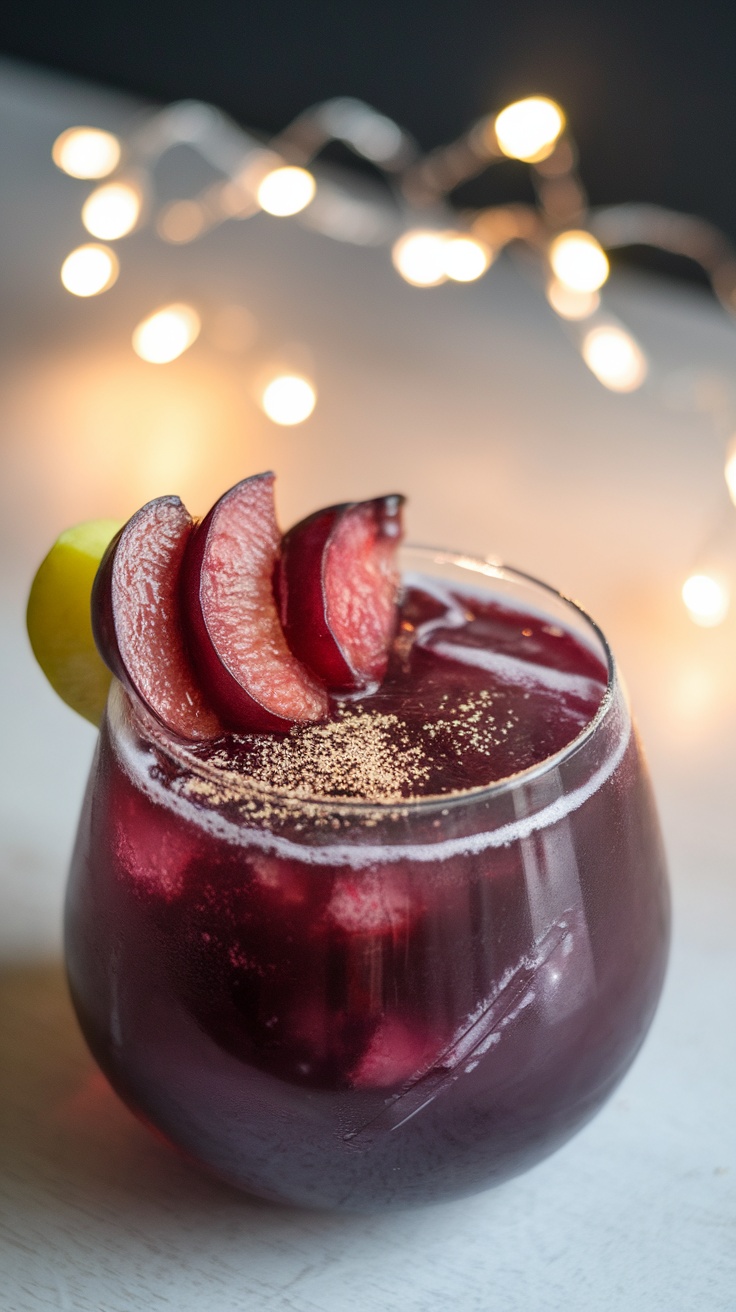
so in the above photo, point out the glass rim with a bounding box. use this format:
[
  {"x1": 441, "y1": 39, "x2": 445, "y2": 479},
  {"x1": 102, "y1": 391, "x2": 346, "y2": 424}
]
[{"x1": 118, "y1": 544, "x2": 618, "y2": 819}]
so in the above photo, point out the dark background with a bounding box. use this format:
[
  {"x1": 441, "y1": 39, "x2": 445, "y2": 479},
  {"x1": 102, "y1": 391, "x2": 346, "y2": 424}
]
[{"x1": 3, "y1": 0, "x2": 736, "y2": 268}]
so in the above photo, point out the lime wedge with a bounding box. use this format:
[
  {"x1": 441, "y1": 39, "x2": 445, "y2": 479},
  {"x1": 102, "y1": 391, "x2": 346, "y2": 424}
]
[{"x1": 27, "y1": 519, "x2": 122, "y2": 726}]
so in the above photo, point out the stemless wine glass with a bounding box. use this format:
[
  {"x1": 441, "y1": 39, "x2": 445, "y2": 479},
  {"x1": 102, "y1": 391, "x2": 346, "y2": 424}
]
[{"x1": 65, "y1": 547, "x2": 670, "y2": 1210}]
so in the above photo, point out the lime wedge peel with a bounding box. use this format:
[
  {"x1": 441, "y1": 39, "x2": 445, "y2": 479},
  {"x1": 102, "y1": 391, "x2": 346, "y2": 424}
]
[{"x1": 26, "y1": 519, "x2": 122, "y2": 726}]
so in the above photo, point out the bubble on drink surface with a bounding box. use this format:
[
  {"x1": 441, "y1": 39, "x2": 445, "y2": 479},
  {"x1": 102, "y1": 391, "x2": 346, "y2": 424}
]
[{"x1": 115, "y1": 684, "x2": 631, "y2": 869}]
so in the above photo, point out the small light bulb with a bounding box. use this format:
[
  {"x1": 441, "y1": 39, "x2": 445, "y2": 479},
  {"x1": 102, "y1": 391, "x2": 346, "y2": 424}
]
[
  {"x1": 82, "y1": 181, "x2": 142, "y2": 240},
  {"x1": 392, "y1": 230, "x2": 448, "y2": 287},
  {"x1": 724, "y1": 443, "x2": 736, "y2": 506},
  {"x1": 52, "y1": 127, "x2": 121, "y2": 179},
  {"x1": 256, "y1": 167, "x2": 316, "y2": 217},
  {"x1": 132, "y1": 304, "x2": 201, "y2": 364},
  {"x1": 581, "y1": 325, "x2": 648, "y2": 392},
  {"x1": 60, "y1": 244, "x2": 119, "y2": 297},
  {"x1": 682, "y1": 573, "x2": 729, "y2": 627},
  {"x1": 549, "y1": 231, "x2": 609, "y2": 293},
  {"x1": 546, "y1": 278, "x2": 599, "y2": 320},
  {"x1": 260, "y1": 375, "x2": 316, "y2": 425},
  {"x1": 443, "y1": 236, "x2": 491, "y2": 282},
  {"x1": 494, "y1": 97, "x2": 565, "y2": 163}
]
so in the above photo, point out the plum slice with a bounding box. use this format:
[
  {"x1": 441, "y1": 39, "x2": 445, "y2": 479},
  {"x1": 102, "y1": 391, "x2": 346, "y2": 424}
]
[
  {"x1": 277, "y1": 495, "x2": 404, "y2": 689},
  {"x1": 92, "y1": 496, "x2": 222, "y2": 740},
  {"x1": 183, "y1": 472, "x2": 329, "y2": 733}
]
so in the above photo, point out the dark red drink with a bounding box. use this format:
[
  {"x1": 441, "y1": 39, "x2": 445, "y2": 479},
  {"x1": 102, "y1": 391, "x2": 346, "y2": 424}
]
[{"x1": 66, "y1": 548, "x2": 669, "y2": 1209}]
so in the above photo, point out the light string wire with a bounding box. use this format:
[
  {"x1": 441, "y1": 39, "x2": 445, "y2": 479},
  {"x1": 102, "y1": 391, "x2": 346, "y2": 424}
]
[{"x1": 52, "y1": 96, "x2": 736, "y2": 625}]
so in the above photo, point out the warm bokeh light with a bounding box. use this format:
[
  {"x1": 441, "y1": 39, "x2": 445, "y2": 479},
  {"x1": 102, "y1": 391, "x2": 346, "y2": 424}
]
[
  {"x1": 260, "y1": 374, "x2": 317, "y2": 425},
  {"x1": 157, "y1": 199, "x2": 206, "y2": 243},
  {"x1": 219, "y1": 179, "x2": 257, "y2": 218},
  {"x1": 52, "y1": 127, "x2": 121, "y2": 179},
  {"x1": 60, "y1": 244, "x2": 119, "y2": 297},
  {"x1": 443, "y1": 236, "x2": 491, "y2": 282},
  {"x1": 82, "y1": 181, "x2": 142, "y2": 240},
  {"x1": 1, "y1": 343, "x2": 252, "y2": 526},
  {"x1": 256, "y1": 167, "x2": 316, "y2": 217},
  {"x1": 581, "y1": 325, "x2": 648, "y2": 392},
  {"x1": 546, "y1": 278, "x2": 600, "y2": 320},
  {"x1": 392, "y1": 230, "x2": 448, "y2": 286},
  {"x1": 494, "y1": 97, "x2": 565, "y2": 163},
  {"x1": 549, "y1": 231, "x2": 609, "y2": 293},
  {"x1": 724, "y1": 442, "x2": 736, "y2": 506},
  {"x1": 132, "y1": 304, "x2": 201, "y2": 364},
  {"x1": 681, "y1": 573, "x2": 730, "y2": 627}
]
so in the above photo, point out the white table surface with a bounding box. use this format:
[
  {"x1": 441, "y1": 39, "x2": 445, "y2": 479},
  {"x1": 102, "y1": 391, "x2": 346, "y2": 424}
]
[{"x1": 1, "y1": 57, "x2": 735, "y2": 1312}]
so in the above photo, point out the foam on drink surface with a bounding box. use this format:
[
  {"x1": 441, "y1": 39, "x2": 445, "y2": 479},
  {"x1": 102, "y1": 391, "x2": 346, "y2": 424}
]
[
  {"x1": 111, "y1": 577, "x2": 623, "y2": 868},
  {"x1": 188, "y1": 578, "x2": 609, "y2": 801}
]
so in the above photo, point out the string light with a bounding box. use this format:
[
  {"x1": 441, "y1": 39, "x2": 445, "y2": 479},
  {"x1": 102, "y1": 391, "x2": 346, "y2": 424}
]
[
  {"x1": 256, "y1": 167, "x2": 316, "y2": 216},
  {"x1": 546, "y1": 279, "x2": 599, "y2": 320},
  {"x1": 132, "y1": 304, "x2": 201, "y2": 364},
  {"x1": 549, "y1": 231, "x2": 609, "y2": 293},
  {"x1": 310, "y1": 99, "x2": 408, "y2": 166},
  {"x1": 51, "y1": 93, "x2": 736, "y2": 625},
  {"x1": 60, "y1": 244, "x2": 119, "y2": 297},
  {"x1": 681, "y1": 573, "x2": 730, "y2": 627},
  {"x1": 82, "y1": 181, "x2": 142, "y2": 240},
  {"x1": 260, "y1": 375, "x2": 317, "y2": 425},
  {"x1": 392, "y1": 231, "x2": 448, "y2": 286},
  {"x1": 443, "y1": 236, "x2": 492, "y2": 282},
  {"x1": 581, "y1": 324, "x2": 648, "y2": 391},
  {"x1": 52, "y1": 127, "x2": 121, "y2": 179},
  {"x1": 493, "y1": 97, "x2": 565, "y2": 163}
]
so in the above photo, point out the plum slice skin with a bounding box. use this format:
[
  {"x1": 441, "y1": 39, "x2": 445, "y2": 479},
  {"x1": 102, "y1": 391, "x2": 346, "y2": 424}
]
[
  {"x1": 183, "y1": 472, "x2": 329, "y2": 733},
  {"x1": 92, "y1": 496, "x2": 222, "y2": 741},
  {"x1": 278, "y1": 495, "x2": 405, "y2": 690}
]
